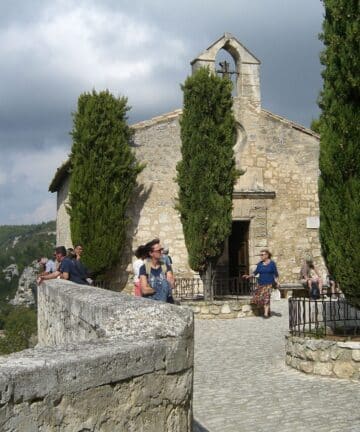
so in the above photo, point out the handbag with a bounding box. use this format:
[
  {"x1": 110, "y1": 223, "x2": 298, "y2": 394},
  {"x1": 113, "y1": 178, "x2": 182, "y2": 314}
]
[{"x1": 271, "y1": 288, "x2": 281, "y2": 301}]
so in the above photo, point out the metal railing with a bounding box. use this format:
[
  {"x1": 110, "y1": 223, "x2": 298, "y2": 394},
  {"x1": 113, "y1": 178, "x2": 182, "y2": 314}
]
[
  {"x1": 289, "y1": 296, "x2": 360, "y2": 338},
  {"x1": 173, "y1": 276, "x2": 256, "y2": 301}
]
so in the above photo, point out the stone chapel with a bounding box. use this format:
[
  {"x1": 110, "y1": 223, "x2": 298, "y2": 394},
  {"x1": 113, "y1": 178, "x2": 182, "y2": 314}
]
[{"x1": 49, "y1": 33, "x2": 325, "y2": 288}]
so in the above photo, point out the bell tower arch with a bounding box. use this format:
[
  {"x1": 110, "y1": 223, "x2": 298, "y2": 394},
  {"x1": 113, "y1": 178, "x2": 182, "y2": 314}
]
[{"x1": 190, "y1": 33, "x2": 261, "y2": 111}]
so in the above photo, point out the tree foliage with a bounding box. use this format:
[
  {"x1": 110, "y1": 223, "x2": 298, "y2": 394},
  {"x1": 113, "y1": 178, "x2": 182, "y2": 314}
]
[
  {"x1": 318, "y1": 0, "x2": 360, "y2": 307},
  {"x1": 0, "y1": 306, "x2": 37, "y2": 355},
  {"x1": 176, "y1": 67, "x2": 240, "y2": 278},
  {"x1": 310, "y1": 118, "x2": 321, "y2": 134},
  {"x1": 69, "y1": 90, "x2": 143, "y2": 277}
]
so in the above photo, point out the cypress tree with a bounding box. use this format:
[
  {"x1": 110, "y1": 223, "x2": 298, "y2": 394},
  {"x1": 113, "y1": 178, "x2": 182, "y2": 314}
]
[
  {"x1": 318, "y1": 0, "x2": 360, "y2": 307},
  {"x1": 69, "y1": 90, "x2": 143, "y2": 277},
  {"x1": 176, "y1": 67, "x2": 240, "y2": 297}
]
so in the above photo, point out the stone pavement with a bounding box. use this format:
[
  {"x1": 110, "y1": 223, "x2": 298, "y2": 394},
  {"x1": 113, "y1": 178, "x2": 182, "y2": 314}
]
[{"x1": 193, "y1": 299, "x2": 360, "y2": 432}]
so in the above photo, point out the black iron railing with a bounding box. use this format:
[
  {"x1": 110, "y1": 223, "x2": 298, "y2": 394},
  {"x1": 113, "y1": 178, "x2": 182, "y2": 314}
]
[
  {"x1": 289, "y1": 296, "x2": 360, "y2": 338},
  {"x1": 173, "y1": 276, "x2": 256, "y2": 300}
]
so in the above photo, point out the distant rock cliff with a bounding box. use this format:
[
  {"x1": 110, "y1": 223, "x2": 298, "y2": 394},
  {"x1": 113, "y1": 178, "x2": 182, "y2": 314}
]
[
  {"x1": 2, "y1": 264, "x2": 19, "y2": 282},
  {"x1": 10, "y1": 261, "x2": 39, "y2": 307},
  {"x1": 0, "y1": 221, "x2": 55, "y2": 305}
]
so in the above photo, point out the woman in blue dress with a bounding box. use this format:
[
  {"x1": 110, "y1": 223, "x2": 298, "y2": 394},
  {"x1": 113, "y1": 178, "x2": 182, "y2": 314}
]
[{"x1": 243, "y1": 249, "x2": 280, "y2": 318}]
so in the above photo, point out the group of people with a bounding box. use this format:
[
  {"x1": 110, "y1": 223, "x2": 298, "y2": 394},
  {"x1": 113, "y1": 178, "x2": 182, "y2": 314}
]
[
  {"x1": 38, "y1": 238, "x2": 338, "y2": 312},
  {"x1": 132, "y1": 239, "x2": 174, "y2": 303},
  {"x1": 300, "y1": 256, "x2": 339, "y2": 300},
  {"x1": 242, "y1": 249, "x2": 340, "y2": 318},
  {"x1": 37, "y1": 244, "x2": 93, "y2": 286}
]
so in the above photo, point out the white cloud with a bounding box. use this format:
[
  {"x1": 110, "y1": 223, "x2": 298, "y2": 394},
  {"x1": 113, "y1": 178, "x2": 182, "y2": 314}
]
[
  {"x1": 0, "y1": 170, "x2": 6, "y2": 186},
  {"x1": 6, "y1": 147, "x2": 68, "y2": 187},
  {"x1": 21, "y1": 198, "x2": 56, "y2": 224},
  {"x1": 0, "y1": 3, "x2": 187, "y2": 88},
  {"x1": 0, "y1": 146, "x2": 66, "y2": 224}
]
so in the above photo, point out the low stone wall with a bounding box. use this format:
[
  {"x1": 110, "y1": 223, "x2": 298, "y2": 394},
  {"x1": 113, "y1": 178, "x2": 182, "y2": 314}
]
[
  {"x1": 285, "y1": 335, "x2": 360, "y2": 380},
  {"x1": 181, "y1": 299, "x2": 256, "y2": 319},
  {"x1": 0, "y1": 280, "x2": 194, "y2": 431}
]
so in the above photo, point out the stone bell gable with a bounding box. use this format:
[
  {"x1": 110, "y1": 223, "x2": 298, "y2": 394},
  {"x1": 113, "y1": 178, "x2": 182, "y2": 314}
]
[
  {"x1": 191, "y1": 32, "x2": 261, "y2": 111},
  {"x1": 50, "y1": 34, "x2": 325, "y2": 287}
]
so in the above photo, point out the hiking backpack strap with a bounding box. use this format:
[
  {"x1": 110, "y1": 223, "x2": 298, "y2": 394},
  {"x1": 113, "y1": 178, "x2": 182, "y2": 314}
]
[{"x1": 144, "y1": 259, "x2": 168, "y2": 278}]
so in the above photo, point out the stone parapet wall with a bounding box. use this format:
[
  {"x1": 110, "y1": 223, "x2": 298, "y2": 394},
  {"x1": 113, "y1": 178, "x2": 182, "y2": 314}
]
[
  {"x1": 285, "y1": 335, "x2": 360, "y2": 380},
  {"x1": 0, "y1": 280, "x2": 194, "y2": 431},
  {"x1": 182, "y1": 299, "x2": 255, "y2": 319}
]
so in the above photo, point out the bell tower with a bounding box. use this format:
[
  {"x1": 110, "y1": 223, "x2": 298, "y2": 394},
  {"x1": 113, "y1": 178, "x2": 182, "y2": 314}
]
[{"x1": 190, "y1": 33, "x2": 261, "y2": 112}]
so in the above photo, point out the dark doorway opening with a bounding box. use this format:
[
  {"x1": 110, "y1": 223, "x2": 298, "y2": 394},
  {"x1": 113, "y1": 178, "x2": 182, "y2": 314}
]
[{"x1": 228, "y1": 221, "x2": 250, "y2": 278}]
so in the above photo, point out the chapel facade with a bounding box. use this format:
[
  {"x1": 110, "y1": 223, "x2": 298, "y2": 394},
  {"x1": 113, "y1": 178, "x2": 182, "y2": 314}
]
[{"x1": 49, "y1": 34, "x2": 325, "y2": 287}]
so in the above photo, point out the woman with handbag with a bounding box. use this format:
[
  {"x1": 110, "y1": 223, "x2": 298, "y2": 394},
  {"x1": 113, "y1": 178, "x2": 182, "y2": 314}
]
[{"x1": 243, "y1": 249, "x2": 280, "y2": 318}]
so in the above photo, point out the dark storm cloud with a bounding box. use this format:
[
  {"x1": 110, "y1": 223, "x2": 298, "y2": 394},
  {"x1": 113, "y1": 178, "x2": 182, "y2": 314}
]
[{"x1": 0, "y1": 0, "x2": 325, "y2": 224}]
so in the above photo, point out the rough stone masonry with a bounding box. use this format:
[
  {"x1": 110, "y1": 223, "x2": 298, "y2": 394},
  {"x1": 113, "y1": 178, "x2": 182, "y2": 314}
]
[{"x1": 0, "y1": 280, "x2": 194, "y2": 431}]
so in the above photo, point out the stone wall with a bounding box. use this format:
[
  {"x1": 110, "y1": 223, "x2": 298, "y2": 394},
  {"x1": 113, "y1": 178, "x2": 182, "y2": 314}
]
[
  {"x1": 0, "y1": 280, "x2": 194, "y2": 431},
  {"x1": 182, "y1": 299, "x2": 255, "y2": 319},
  {"x1": 56, "y1": 175, "x2": 72, "y2": 249},
  {"x1": 129, "y1": 111, "x2": 189, "y2": 276},
  {"x1": 124, "y1": 106, "x2": 323, "y2": 285},
  {"x1": 286, "y1": 335, "x2": 360, "y2": 380},
  {"x1": 231, "y1": 104, "x2": 325, "y2": 281}
]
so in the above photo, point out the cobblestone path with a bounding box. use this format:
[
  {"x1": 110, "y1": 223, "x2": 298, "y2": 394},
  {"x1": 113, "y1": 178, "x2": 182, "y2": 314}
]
[{"x1": 193, "y1": 299, "x2": 360, "y2": 432}]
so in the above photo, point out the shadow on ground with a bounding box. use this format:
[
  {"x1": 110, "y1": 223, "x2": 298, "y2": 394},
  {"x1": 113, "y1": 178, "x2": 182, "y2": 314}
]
[
  {"x1": 270, "y1": 311, "x2": 282, "y2": 317},
  {"x1": 193, "y1": 419, "x2": 210, "y2": 432}
]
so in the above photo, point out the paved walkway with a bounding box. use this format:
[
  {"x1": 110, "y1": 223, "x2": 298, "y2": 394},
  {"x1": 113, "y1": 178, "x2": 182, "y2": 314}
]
[{"x1": 193, "y1": 299, "x2": 360, "y2": 432}]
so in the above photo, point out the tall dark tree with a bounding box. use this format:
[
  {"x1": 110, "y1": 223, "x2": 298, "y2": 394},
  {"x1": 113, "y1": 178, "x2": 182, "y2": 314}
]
[
  {"x1": 69, "y1": 90, "x2": 143, "y2": 277},
  {"x1": 176, "y1": 67, "x2": 241, "y2": 298},
  {"x1": 318, "y1": 0, "x2": 360, "y2": 307}
]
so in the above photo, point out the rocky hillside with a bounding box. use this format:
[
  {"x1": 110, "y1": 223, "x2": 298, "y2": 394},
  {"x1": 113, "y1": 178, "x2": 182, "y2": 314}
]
[
  {"x1": 0, "y1": 221, "x2": 56, "y2": 303},
  {"x1": 0, "y1": 222, "x2": 56, "y2": 354}
]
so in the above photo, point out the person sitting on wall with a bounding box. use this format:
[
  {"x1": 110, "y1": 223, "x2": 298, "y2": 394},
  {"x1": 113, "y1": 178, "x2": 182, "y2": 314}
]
[
  {"x1": 73, "y1": 244, "x2": 93, "y2": 285},
  {"x1": 38, "y1": 256, "x2": 56, "y2": 276},
  {"x1": 139, "y1": 239, "x2": 174, "y2": 302},
  {"x1": 38, "y1": 246, "x2": 90, "y2": 285},
  {"x1": 299, "y1": 256, "x2": 322, "y2": 299},
  {"x1": 326, "y1": 273, "x2": 342, "y2": 300}
]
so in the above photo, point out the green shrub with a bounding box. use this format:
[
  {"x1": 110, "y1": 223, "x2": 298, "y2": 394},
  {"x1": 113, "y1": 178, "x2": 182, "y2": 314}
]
[{"x1": 0, "y1": 306, "x2": 37, "y2": 355}]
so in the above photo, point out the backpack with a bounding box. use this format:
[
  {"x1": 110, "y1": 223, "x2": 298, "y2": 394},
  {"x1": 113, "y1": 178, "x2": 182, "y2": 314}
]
[
  {"x1": 144, "y1": 259, "x2": 167, "y2": 277},
  {"x1": 144, "y1": 259, "x2": 173, "y2": 303}
]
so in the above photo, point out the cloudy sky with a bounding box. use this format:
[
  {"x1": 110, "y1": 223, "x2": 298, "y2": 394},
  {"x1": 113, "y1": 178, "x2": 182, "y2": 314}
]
[{"x1": 0, "y1": 0, "x2": 324, "y2": 225}]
